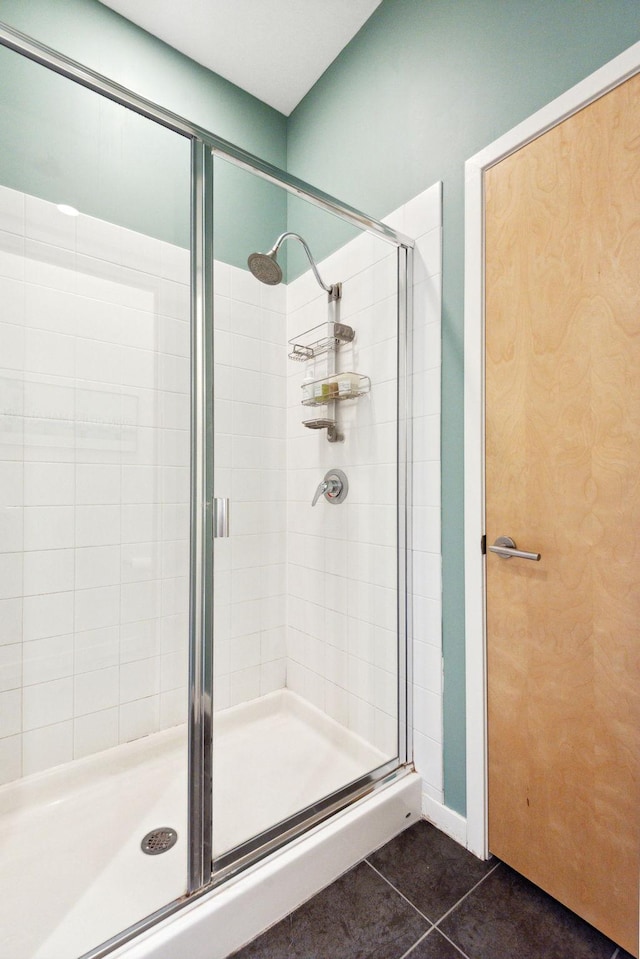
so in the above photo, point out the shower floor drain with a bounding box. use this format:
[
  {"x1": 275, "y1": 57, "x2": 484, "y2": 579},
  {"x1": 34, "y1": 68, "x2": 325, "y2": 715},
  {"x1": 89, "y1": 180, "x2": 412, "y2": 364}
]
[{"x1": 141, "y1": 827, "x2": 178, "y2": 855}]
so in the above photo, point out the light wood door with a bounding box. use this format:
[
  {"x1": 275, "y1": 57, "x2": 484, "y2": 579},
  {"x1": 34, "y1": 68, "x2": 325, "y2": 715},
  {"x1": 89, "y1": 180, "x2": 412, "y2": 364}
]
[{"x1": 485, "y1": 73, "x2": 640, "y2": 956}]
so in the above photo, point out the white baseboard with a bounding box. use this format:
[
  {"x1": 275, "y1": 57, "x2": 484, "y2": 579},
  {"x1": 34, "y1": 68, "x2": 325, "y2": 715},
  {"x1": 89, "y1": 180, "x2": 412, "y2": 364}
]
[{"x1": 421, "y1": 791, "x2": 469, "y2": 849}]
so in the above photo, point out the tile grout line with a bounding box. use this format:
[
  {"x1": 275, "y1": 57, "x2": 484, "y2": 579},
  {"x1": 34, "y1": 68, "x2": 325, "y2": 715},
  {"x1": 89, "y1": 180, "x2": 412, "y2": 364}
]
[
  {"x1": 364, "y1": 859, "x2": 436, "y2": 925},
  {"x1": 367, "y1": 852, "x2": 623, "y2": 959},
  {"x1": 398, "y1": 924, "x2": 474, "y2": 959},
  {"x1": 365, "y1": 856, "x2": 502, "y2": 934},
  {"x1": 432, "y1": 859, "x2": 503, "y2": 930},
  {"x1": 396, "y1": 927, "x2": 434, "y2": 959},
  {"x1": 436, "y1": 927, "x2": 475, "y2": 959}
]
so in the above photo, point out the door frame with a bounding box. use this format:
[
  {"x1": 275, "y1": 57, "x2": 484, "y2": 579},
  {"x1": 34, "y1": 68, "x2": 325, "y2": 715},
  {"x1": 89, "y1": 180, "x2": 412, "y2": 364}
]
[{"x1": 463, "y1": 40, "x2": 640, "y2": 859}]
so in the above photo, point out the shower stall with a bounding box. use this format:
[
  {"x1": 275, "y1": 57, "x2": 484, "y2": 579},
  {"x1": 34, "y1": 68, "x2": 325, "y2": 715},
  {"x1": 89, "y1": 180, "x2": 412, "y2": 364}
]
[{"x1": 0, "y1": 22, "x2": 418, "y2": 959}]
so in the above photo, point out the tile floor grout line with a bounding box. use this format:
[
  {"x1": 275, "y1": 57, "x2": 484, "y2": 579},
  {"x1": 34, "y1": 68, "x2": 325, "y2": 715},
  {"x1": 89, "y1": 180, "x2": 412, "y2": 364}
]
[
  {"x1": 432, "y1": 859, "x2": 503, "y2": 930},
  {"x1": 398, "y1": 924, "x2": 474, "y2": 959},
  {"x1": 436, "y1": 927, "x2": 475, "y2": 959},
  {"x1": 396, "y1": 926, "x2": 435, "y2": 959},
  {"x1": 364, "y1": 859, "x2": 436, "y2": 925}
]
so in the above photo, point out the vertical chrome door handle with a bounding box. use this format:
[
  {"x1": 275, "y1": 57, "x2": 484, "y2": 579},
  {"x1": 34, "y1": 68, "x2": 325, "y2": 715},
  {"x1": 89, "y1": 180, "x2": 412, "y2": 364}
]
[
  {"x1": 213, "y1": 498, "x2": 229, "y2": 538},
  {"x1": 488, "y1": 536, "x2": 540, "y2": 561}
]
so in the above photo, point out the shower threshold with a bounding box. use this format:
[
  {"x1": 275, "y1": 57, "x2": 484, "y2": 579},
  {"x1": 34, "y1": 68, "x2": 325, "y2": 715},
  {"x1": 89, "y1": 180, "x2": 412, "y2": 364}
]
[{"x1": 0, "y1": 689, "x2": 390, "y2": 959}]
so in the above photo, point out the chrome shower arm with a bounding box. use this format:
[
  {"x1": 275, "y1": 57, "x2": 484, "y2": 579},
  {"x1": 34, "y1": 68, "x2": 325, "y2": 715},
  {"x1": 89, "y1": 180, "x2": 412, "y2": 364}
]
[{"x1": 270, "y1": 232, "x2": 338, "y2": 298}]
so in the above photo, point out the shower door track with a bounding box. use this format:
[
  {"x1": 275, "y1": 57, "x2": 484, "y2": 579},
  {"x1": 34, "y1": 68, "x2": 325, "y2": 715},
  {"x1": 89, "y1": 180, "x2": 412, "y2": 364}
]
[
  {"x1": 210, "y1": 759, "x2": 410, "y2": 883},
  {"x1": 0, "y1": 19, "x2": 415, "y2": 959}
]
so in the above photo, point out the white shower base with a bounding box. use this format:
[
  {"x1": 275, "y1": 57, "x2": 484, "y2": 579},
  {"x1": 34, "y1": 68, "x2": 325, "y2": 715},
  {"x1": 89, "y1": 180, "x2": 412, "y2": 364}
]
[{"x1": 0, "y1": 690, "x2": 396, "y2": 959}]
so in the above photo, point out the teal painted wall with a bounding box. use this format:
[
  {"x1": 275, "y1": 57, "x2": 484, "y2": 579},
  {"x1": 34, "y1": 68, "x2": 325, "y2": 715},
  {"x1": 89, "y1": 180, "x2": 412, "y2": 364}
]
[
  {"x1": 0, "y1": 0, "x2": 288, "y2": 261},
  {"x1": 287, "y1": 0, "x2": 640, "y2": 814}
]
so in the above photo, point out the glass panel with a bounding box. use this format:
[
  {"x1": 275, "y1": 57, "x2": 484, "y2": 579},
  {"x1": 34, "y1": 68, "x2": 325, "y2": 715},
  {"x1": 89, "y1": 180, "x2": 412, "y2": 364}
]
[
  {"x1": 211, "y1": 156, "x2": 400, "y2": 861},
  {"x1": 0, "y1": 44, "x2": 191, "y2": 957}
]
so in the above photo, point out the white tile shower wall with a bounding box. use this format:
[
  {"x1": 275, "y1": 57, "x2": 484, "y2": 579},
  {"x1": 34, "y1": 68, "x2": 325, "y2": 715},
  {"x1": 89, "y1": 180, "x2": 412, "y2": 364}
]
[
  {"x1": 0, "y1": 179, "x2": 442, "y2": 797},
  {"x1": 285, "y1": 184, "x2": 443, "y2": 771},
  {"x1": 0, "y1": 185, "x2": 192, "y2": 784},
  {"x1": 212, "y1": 261, "x2": 288, "y2": 711},
  {"x1": 286, "y1": 243, "x2": 399, "y2": 758}
]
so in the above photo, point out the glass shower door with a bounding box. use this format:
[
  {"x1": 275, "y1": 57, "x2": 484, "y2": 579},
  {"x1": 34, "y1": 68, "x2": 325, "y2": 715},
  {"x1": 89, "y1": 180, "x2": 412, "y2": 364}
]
[
  {"x1": 0, "y1": 43, "x2": 192, "y2": 958},
  {"x1": 210, "y1": 155, "x2": 406, "y2": 869},
  {"x1": 0, "y1": 17, "x2": 410, "y2": 959}
]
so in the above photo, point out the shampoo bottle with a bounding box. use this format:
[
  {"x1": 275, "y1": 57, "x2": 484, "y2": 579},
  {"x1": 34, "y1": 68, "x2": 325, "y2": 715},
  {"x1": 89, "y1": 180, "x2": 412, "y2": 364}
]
[{"x1": 303, "y1": 367, "x2": 314, "y2": 403}]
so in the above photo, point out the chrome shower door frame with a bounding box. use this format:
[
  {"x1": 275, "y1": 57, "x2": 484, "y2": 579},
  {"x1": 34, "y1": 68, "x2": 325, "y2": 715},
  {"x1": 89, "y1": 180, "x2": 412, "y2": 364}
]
[
  {"x1": 397, "y1": 242, "x2": 413, "y2": 769},
  {"x1": 188, "y1": 141, "x2": 215, "y2": 893},
  {"x1": 207, "y1": 148, "x2": 415, "y2": 884},
  {"x1": 0, "y1": 19, "x2": 415, "y2": 957}
]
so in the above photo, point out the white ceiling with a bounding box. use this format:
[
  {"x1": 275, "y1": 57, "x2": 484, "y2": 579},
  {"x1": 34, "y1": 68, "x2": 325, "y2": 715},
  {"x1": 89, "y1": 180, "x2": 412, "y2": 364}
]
[{"x1": 97, "y1": 0, "x2": 382, "y2": 116}]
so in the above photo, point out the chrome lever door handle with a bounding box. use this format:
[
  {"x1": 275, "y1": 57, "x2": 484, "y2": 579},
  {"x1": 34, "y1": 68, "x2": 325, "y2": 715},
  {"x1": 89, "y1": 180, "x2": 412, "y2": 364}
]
[{"x1": 489, "y1": 536, "x2": 540, "y2": 561}]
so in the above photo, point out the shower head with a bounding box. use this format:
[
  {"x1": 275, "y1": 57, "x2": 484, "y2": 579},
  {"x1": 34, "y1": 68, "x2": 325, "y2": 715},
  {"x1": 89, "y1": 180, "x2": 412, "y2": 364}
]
[
  {"x1": 247, "y1": 232, "x2": 341, "y2": 301},
  {"x1": 247, "y1": 251, "x2": 282, "y2": 286}
]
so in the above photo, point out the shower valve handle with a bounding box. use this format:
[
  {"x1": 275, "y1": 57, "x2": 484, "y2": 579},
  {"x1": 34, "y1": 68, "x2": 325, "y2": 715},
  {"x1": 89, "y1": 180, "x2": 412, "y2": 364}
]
[
  {"x1": 312, "y1": 479, "x2": 335, "y2": 506},
  {"x1": 311, "y1": 480, "x2": 328, "y2": 506},
  {"x1": 311, "y1": 470, "x2": 349, "y2": 507}
]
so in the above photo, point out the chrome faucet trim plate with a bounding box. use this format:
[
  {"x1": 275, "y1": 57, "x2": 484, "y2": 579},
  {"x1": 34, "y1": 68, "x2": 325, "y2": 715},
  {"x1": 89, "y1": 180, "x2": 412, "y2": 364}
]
[{"x1": 312, "y1": 469, "x2": 348, "y2": 506}]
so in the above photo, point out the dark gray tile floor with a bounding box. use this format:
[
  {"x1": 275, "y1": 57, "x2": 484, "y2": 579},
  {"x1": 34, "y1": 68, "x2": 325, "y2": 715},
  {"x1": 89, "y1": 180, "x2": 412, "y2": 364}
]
[{"x1": 230, "y1": 821, "x2": 634, "y2": 959}]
